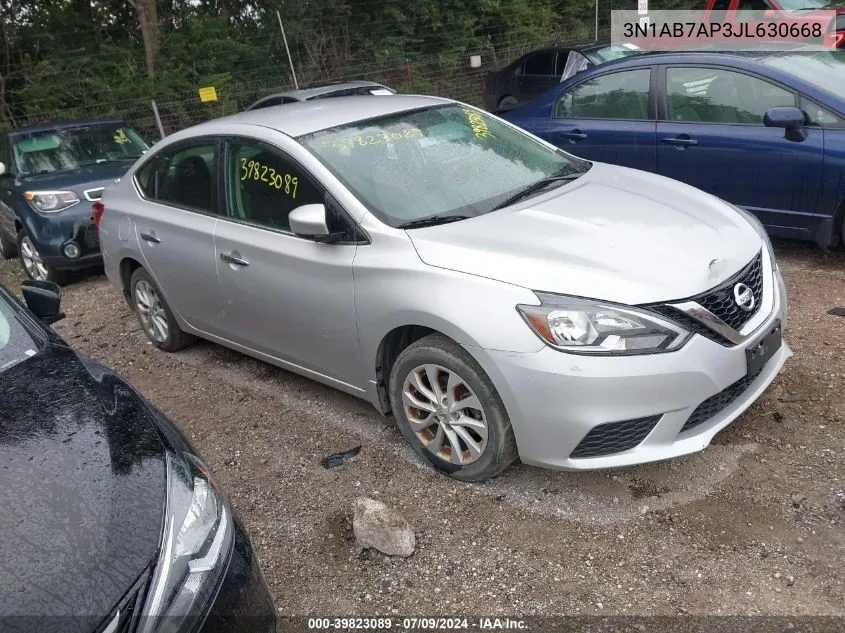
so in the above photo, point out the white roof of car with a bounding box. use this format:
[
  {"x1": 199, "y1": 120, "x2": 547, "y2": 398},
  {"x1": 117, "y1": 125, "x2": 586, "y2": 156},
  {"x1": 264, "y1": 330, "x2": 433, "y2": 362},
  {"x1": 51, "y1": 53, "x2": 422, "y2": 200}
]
[{"x1": 204, "y1": 95, "x2": 454, "y2": 138}]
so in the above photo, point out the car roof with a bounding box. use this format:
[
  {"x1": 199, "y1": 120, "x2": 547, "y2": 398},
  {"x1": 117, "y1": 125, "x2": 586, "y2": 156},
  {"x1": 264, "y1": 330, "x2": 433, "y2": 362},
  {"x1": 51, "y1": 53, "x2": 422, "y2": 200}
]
[
  {"x1": 3, "y1": 117, "x2": 125, "y2": 137},
  {"x1": 255, "y1": 80, "x2": 392, "y2": 102},
  {"x1": 195, "y1": 94, "x2": 452, "y2": 138}
]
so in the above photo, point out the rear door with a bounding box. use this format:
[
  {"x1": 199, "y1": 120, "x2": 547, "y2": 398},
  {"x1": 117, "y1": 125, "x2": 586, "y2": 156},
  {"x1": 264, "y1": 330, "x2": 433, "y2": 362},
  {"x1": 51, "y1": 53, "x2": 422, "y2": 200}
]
[
  {"x1": 546, "y1": 67, "x2": 658, "y2": 172},
  {"x1": 656, "y1": 65, "x2": 823, "y2": 233},
  {"x1": 131, "y1": 138, "x2": 222, "y2": 333},
  {"x1": 213, "y1": 136, "x2": 362, "y2": 387}
]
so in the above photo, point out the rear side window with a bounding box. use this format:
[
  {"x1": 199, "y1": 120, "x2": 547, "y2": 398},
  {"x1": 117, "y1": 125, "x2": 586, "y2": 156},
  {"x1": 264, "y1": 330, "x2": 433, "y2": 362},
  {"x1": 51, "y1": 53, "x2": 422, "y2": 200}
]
[
  {"x1": 554, "y1": 69, "x2": 651, "y2": 120},
  {"x1": 522, "y1": 51, "x2": 556, "y2": 76},
  {"x1": 135, "y1": 142, "x2": 217, "y2": 213},
  {"x1": 666, "y1": 67, "x2": 794, "y2": 124}
]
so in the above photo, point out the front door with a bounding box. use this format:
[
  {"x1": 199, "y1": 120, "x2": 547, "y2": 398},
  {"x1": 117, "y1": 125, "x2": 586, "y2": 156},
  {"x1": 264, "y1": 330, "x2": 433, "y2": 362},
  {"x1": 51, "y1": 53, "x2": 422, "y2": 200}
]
[
  {"x1": 213, "y1": 137, "x2": 362, "y2": 388},
  {"x1": 656, "y1": 65, "x2": 823, "y2": 232}
]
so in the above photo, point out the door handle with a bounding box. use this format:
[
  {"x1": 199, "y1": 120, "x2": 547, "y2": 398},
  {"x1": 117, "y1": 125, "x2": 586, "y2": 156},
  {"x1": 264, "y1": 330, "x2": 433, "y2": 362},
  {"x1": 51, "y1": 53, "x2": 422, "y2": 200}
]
[
  {"x1": 140, "y1": 232, "x2": 161, "y2": 244},
  {"x1": 557, "y1": 129, "x2": 588, "y2": 141},
  {"x1": 220, "y1": 251, "x2": 250, "y2": 267},
  {"x1": 661, "y1": 136, "x2": 699, "y2": 147}
]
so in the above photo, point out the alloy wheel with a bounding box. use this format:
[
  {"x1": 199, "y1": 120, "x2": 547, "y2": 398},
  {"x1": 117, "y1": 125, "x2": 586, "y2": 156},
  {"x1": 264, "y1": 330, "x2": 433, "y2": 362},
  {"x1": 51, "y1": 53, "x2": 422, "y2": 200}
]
[
  {"x1": 401, "y1": 363, "x2": 489, "y2": 465},
  {"x1": 20, "y1": 235, "x2": 48, "y2": 281},
  {"x1": 134, "y1": 279, "x2": 169, "y2": 343}
]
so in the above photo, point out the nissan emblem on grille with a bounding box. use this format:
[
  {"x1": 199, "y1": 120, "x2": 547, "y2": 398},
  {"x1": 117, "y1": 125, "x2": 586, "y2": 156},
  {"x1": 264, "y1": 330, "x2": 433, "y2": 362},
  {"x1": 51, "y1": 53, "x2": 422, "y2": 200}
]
[{"x1": 733, "y1": 282, "x2": 755, "y2": 312}]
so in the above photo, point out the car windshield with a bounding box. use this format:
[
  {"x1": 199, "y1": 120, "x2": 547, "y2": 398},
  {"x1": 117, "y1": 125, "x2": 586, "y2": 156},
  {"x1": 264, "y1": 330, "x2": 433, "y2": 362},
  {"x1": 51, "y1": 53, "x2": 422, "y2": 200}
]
[
  {"x1": 0, "y1": 294, "x2": 40, "y2": 375},
  {"x1": 760, "y1": 51, "x2": 845, "y2": 98},
  {"x1": 585, "y1": 43, "x2": 644, "y2": 64},
  {"x1": 11, "y1": 122, "x2": 148, "y2": 176},
  {"x1": 298, "y1": 104, "x2": 588, "y2": 227},
  {"x1": 777, "y1": 0, "x2": 838, "y2": 10}
]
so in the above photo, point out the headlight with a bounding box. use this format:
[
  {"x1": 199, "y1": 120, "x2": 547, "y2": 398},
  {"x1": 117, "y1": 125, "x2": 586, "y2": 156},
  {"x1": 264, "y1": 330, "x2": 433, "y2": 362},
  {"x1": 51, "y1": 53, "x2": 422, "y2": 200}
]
[
  {"x1": 732, "y1": 205, "x2": 777, "y2": 271},
  {"x1": 138, "y1": 452, "x2": 233, "y2": 633},
  {"x1": 517, "y1": 293, "x2": 691, "y2": 355},
  {"x1": 24, "y1": 190, "x2": 79, "y2": 212}
]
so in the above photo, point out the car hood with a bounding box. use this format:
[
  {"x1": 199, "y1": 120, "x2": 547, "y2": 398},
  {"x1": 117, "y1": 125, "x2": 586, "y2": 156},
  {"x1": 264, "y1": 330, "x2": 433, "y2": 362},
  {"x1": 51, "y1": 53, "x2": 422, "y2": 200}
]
[
  {"x1": 17, "y1": 160, "x2": 134, "y2": 193},
  {"x1": 407, "y1": 162, "x2": 761, "y2": 305},
  {"x1": 0, "y1": 344, "x2": 166, "y2": 632}
]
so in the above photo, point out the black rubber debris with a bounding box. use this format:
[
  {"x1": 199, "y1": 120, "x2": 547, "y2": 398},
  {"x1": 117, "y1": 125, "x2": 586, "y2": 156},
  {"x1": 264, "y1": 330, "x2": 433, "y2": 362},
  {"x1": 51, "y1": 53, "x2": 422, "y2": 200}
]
[
  {"x1": 321, "y1": 445, "x2": 362, "y2": 469},
  {"x1": 827, "y1": 307, "x2": 845, "y2": 317}
]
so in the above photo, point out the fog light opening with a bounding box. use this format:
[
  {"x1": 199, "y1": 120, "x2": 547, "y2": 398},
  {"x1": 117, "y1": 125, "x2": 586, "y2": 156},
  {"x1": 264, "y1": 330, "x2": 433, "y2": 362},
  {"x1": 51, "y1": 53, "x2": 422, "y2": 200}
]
[{"x1": 63, "y1": 242, "x2": 81, "y2": 259}]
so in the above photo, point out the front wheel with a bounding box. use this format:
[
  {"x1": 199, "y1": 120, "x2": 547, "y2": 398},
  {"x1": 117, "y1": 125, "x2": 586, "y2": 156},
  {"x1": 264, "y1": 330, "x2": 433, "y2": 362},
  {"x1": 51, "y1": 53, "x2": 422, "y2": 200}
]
[
  {"x1": 388, "y1": 333, "x2": 517, "y2": 481},
  {"x1": 17, "y1": 230, "x2": 68, "y2": 285}
]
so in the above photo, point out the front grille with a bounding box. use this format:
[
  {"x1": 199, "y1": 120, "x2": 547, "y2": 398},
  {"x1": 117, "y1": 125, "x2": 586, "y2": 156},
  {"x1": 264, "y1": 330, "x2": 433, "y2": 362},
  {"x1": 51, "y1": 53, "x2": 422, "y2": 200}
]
[
  {"x1": 84, "y1": 222, "x2": 100, "y2": 250},
  {"x1": 694, "y1": 251, "x2": 763, "y2": 331},
  {"x1": 570, "y1": 415, "x2": 661, "y2": 458},
  {"x1": 649, "y1": 304, "x2": 731, "y2": 346},
  {"x1": 680, "y1": 368, "x2": 762, "y2": 433}
]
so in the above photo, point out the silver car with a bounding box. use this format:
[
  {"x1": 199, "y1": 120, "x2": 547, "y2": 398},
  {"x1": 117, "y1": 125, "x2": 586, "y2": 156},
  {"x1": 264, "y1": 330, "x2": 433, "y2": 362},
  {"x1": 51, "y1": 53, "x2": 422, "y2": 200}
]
[{"x1": 97, "y1": 95, "x2": 791, "y2": 481}]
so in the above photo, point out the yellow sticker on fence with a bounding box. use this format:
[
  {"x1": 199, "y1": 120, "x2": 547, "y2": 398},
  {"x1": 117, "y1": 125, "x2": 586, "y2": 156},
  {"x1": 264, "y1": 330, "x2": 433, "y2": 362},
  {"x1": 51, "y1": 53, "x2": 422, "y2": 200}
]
[{"x1": 198, "y1": 86, "x2": 218, "y2": 102}]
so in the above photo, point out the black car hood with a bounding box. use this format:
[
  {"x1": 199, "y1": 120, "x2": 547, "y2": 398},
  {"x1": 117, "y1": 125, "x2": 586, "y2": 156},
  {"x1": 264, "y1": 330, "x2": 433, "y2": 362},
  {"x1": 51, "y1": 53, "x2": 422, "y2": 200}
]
[
  {"x1": 17, "y1": 160, "x2": 135, "y2": 191},
  {"x1": 0, "y1": 344, "x2": 167, "y2": 632}
]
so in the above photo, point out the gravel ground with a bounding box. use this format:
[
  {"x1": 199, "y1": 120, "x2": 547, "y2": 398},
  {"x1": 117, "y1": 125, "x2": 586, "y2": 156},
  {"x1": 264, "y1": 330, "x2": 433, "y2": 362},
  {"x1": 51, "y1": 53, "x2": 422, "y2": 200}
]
[{"x1": 1, "y1": 240, "x2": 843, "y2": 617}]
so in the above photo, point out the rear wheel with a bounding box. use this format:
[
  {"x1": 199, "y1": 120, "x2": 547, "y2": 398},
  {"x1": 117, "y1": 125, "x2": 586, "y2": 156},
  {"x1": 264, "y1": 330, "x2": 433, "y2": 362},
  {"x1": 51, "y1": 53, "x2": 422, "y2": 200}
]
[
  {"x1": 129, "y1": 267, "x2": 195, "y2": 352},
  {"x1": 388, "y1": 333, "x2": 517, "y2": 481},
  {"x1": 17, "y1": 229, "x2": 68, "y2": 285},
  {"x1": 498, "y1": 95, "x2": 519, "y2": 112}
]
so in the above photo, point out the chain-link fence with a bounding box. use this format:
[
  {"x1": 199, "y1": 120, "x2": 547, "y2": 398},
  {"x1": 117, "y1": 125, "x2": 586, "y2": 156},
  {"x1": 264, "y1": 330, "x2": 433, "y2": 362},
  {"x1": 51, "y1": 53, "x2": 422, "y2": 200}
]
[{"x1": 9, "y1": 29, "x2": 617, "y2": 141}]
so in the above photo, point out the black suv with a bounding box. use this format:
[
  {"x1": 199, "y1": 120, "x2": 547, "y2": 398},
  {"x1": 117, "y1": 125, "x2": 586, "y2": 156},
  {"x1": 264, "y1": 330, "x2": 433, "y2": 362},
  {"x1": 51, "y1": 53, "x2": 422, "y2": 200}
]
[
  {"x1": 0, "y1": 118, "x2": 148, "y2": 284},
  {"x1": 482, "y1": 42, "x2": 643, "y2": 113}
]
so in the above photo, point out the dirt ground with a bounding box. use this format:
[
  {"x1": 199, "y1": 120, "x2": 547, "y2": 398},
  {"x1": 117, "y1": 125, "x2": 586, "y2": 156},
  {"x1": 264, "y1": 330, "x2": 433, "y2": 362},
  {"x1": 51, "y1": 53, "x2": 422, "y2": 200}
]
[{"x1": 2, "y1": 240, "x2": 843, "y2": 618}]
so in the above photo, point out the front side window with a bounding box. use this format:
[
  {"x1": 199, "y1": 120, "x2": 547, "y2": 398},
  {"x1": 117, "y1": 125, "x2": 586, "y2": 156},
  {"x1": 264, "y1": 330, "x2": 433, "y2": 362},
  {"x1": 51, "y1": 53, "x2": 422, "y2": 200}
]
[
  {"x1": 11, "y1": 122, "x2": 148, "y2": 176},
  {"x1": 224, "y1": 141, "x2": 323, "y2": 232},
  {"x1": 554, "y1": 69, "x2": 651, "y2": 120},
  {"x1": 135, "y1": 142, "x2": 217, "y2": 213},
  {"x1": 666, "y1": 67, "x2": 794, "y2": 124},
  {"x1": 298, "y1": 104, "x2": 588, "y2": 228}
]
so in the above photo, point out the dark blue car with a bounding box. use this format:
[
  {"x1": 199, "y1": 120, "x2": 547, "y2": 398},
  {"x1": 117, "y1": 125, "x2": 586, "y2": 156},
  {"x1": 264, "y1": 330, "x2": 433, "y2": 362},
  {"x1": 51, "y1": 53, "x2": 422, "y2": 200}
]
[
  {"x1": 0, "y1": 118, "x2": 149, "y2": 283},
  {"x1": 501, "y1": 49, "x2": 845, "y2": 248}
]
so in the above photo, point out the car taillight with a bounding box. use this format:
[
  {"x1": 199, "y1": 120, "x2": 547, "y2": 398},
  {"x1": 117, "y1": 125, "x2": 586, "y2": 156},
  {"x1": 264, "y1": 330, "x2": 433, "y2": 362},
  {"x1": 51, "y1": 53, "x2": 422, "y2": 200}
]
[
  {"x1": 91, "y1": 201, "x2": 105, "y2": 228},
  {"x1": 837, "y1": 32, "x2": 845, "y2": 48}
]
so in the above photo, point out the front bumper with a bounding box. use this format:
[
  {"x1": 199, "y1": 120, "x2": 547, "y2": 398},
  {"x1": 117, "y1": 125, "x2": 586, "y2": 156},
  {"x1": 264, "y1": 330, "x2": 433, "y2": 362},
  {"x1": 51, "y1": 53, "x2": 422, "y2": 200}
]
[{"x1": 468, "y1": 267, "x2": 791, "y2": 471}]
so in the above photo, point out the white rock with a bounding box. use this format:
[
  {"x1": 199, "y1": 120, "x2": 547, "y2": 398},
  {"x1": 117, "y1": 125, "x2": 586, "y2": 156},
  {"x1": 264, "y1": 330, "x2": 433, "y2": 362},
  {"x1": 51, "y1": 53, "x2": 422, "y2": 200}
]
[{"x1": 353, "y1": 497, "x2": 416, "y2": 557}]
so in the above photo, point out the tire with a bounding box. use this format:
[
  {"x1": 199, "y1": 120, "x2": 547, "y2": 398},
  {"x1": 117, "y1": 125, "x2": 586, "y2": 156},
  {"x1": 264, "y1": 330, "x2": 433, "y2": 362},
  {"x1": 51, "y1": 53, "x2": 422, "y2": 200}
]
[
  {"x1": 388, "y1": 333, "x2": 518, "y2": 482},
  {"x1": 17, "y1": 229, "x2": 69, "y2": 285},
  {"x1": 129, "y1": 267, "x2": 195, "y2": 352},
  {"x1": 498, "y1": 95, "x2": 519, "y2": 112},
  {"x1": 0, "y1": 229, "x2": 16, "y2": 260}
]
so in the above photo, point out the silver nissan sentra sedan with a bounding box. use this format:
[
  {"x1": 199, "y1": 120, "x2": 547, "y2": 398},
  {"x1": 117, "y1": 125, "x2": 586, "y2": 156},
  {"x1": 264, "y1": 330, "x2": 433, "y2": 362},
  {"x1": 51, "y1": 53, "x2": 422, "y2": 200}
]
[{"x1": 97, "y1": 95, "x2": 791, "y2": 481}]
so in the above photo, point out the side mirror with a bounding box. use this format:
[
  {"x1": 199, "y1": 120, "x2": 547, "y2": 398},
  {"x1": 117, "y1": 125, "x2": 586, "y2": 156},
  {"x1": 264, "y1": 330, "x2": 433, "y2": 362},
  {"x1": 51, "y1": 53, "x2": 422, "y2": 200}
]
[
  {"x1": 764, "y1": 106, "x2": 806, "y2": 141},
  {"x1": 764, "y1": 106, "x2": 805, "y2": 130},
  {"x1": 289, "y1": 203, "x2": 330, "y2": 239},
  {"x1": 21, "y1": 280, "x2": 65, "y2": 325}
]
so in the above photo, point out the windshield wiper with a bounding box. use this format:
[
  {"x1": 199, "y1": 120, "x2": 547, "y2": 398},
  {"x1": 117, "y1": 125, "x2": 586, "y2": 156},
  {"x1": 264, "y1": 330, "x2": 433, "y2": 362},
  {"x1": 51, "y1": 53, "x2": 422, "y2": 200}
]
[
  {"x1": 492, "y1": 171, "x2": 588, "y2": 211},
  {"x1": 398, "y1": 214, "x2": 472, "y2": 229}
]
